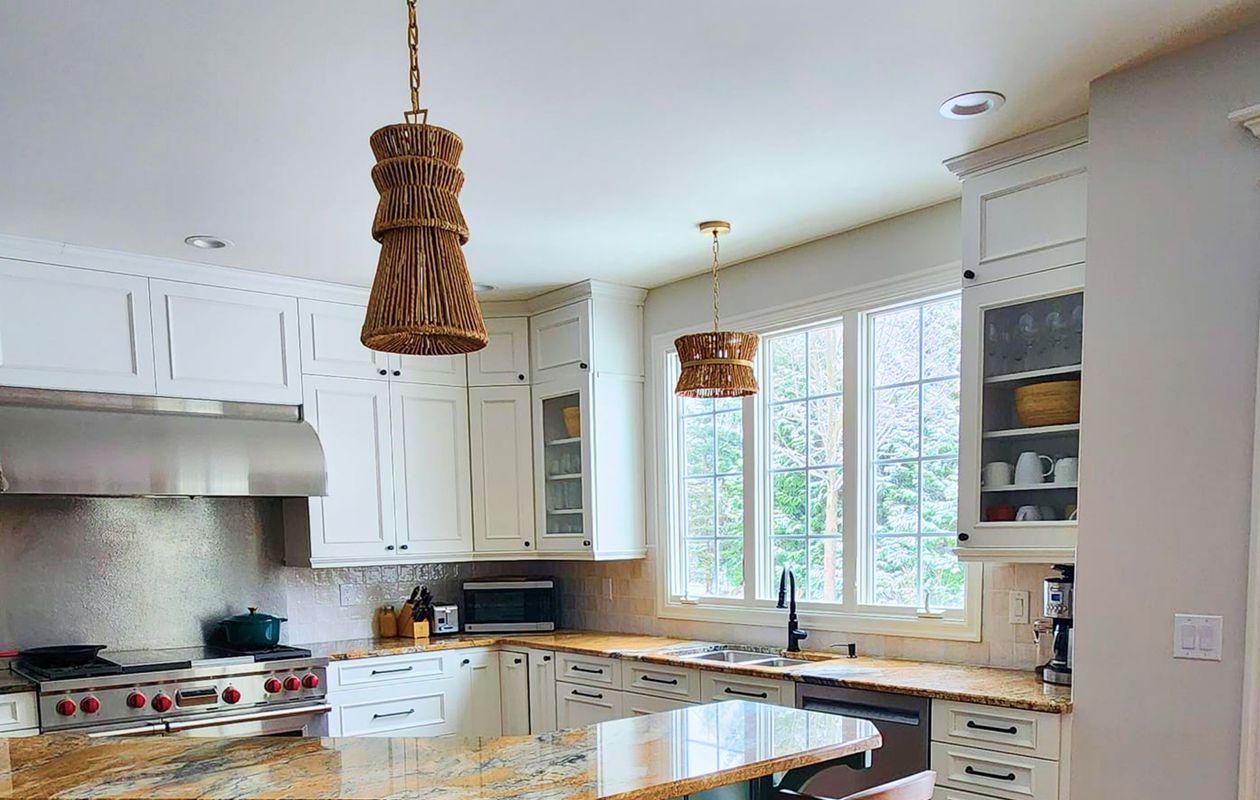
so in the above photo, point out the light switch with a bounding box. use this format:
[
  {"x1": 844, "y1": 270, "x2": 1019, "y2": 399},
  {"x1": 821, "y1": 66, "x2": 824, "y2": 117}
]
[
  {"x1": 1174, "y1": 614, "x2": 1223, "y2": 661},
  {"x1": 1009, "y1": 590, "x2": 1030, "y2": 624}
]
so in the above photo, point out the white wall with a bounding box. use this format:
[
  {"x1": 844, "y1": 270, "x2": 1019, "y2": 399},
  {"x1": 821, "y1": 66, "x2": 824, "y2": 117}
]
[{"x1": 1073, "y1": 25, "x2": 1260, "y2": 799}]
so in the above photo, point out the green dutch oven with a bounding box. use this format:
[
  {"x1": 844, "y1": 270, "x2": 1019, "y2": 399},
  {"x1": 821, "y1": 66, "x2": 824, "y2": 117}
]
[{"x1": 221, "y1": 607, "x2": 287, "y2": 649}]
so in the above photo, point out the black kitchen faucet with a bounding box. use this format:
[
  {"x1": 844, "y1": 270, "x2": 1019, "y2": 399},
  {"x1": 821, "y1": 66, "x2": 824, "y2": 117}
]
[{"x1": 776, "y1": 569, "x2": 809, "y2": 653}]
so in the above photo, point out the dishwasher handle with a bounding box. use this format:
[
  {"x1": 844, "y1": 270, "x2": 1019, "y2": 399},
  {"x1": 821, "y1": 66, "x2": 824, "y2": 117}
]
[{"x1": 799, "y1": 696, "x2": 922, "y2": 727}]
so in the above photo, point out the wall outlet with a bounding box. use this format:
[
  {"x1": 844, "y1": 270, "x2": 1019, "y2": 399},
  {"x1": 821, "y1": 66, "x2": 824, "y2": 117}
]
[
  {"x1": 1009, "y1": 590, "x2": 1030, "y2": 624},
  {"x1": 339, "y1": 584, "x2": 366, "y2": 607},
  {"x1": 1174, "y1": 613, "x2": 1223, "y2": 661},
  {"x1": 602, "y1": 577, "x2": 614, "y2": 601}
]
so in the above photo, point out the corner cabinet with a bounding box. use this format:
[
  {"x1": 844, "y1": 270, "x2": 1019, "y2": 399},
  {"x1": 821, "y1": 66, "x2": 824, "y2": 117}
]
[{"x1": 949, "y1": 118, "x2": 1087, "y2": 564}]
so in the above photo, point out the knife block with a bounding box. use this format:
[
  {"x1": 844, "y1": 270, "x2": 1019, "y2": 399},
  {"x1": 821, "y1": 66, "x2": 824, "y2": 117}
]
[{"x1": 400, "y1": 618, "x2": 430, "y2": 640}]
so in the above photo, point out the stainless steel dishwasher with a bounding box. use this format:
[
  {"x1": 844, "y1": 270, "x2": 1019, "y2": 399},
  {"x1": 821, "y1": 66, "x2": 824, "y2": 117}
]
[{"x1": 795, "y1": 683, "x2": 930, "y2": 796}]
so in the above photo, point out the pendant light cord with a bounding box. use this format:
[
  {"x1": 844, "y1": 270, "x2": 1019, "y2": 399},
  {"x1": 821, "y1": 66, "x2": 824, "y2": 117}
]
[
  {"x1": 711, "y1": 231, "x2": 720, "y2": 333},
  {"x1": 405, "y1": 0, "x2": 427, "y2": 124}
]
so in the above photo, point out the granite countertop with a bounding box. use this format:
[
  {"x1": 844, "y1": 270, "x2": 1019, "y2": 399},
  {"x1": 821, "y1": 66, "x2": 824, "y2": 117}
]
[
  {"x1": 307, "y1": 631, "x2": 1072, "y2": 714},
  {"x1": 0, "y1": 671, "x2": 33, "y2": 696},
  {"x1": 0, "y1": 701, "x2": 879, "y2": 800}
]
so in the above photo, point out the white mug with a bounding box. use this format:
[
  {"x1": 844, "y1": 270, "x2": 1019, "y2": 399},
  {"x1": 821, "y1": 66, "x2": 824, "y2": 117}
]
[
  {"x1": 1014, "y1": 451, "x2": 1055, "y2": 485},
  {"x1": 982, "y1": 461, "x2": 1013, "y2": 487},
  {"x1": 1054, "y1": 457, "x2": 1079, "y2": 484},
  {"x1": 1015, "y1": 505, "x2": 1042, "y2": 522}
]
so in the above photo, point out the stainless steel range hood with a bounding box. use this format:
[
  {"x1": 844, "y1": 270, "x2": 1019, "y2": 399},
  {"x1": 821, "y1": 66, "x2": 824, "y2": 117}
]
[{"x1": 0, "y1": 388, "x2": 327, "y2": 497}]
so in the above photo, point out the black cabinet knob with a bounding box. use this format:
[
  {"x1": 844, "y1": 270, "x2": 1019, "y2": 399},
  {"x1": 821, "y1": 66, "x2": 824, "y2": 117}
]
[
  {"x1": 378, "y1": 368, "x2": 388, "y2": 376},
  {"x1": 957, "y1": 532, "x2": 970, "y2": 542},
  {"x1": 582, "y1": 540, "x2": 591, "y2": 547},
  {"x1": 461, "y1": 658, "x2": 470, "y2": 666},
  {"x1": 386, "y1": 544, "x2": 395, "y2": 551},
  {"x1": 399, "y1": 544, "x2": 409, "y2": 550},
  {"x1": 392, "y1": 370, "x2": 401, "y2": 376},
  {"x1": 518, "y1": 373, "x2": 526, "y2": 381},
  {"x1": 963, "y1": 269, "x2": 976, "y2": 280},
  {"x1": 579, "y1": 362, "x2": 588, "y2": 370},
  {"x1": 523, "y1": 541, "x2": 531, "y2": 547}
]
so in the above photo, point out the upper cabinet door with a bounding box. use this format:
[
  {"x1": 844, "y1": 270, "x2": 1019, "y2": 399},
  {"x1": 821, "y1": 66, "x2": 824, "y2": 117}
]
[
  {"x1": 0, "y1": 259, "x2": 156, "y2": 395},
  {"x1": 390, "y1": 354, "x2": 467, "y2": 387},
  {"x1": 470, "y1": 386, "x2": 535, "y2": 553},
  {"x1": 302, "y1": 375, "x2": 397, "y2": 562},
  {"x1": 391, "y1": 382, "x2": 473, "y2": 557},
  {"x1": 151, "y1": 280, "x2": 302, "y2": 404},
  {"x1": 531, "y1": 301, "x2": 591, "y2": 382},
  {"x1": 299, "y1": 299, "x2": 390, "y2": 380},
  {"x1": 468, "y1": 317, "x2": 530, "y2": 386}
]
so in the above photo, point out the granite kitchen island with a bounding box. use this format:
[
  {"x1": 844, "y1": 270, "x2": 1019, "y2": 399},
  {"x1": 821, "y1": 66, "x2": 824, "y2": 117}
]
[{"x1": 0, "y1": 701, "x2": 879, "y2": 800}]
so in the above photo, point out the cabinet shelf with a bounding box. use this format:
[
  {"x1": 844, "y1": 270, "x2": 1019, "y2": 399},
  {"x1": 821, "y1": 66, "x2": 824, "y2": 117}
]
[
  {"x1": 981, "y1": 482, "x2": 1077, "y2": 492},
  {"x1": 984, "y1": 423, "x2": 1080, "y2": 439},
  {"x1": 984, "y1": 364, "x2": 1082, "y2": 385},
  {"x1": 548, "y1": 508, "x2": 584, "y2": 515},
  {"x1": 546, "y1": 474, "x2": 582, "y2": 481},
  {"x1": 546, "y1": 437, "x2": 582, "y2": 446},
  {"x1": 974, "y1": 519, "x2": 1078, "y2": 528}
]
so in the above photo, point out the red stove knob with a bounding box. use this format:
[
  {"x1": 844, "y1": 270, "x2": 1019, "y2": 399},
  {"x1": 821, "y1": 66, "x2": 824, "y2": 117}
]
[
  {"x1": 264, "y1": 678, "x2": 283, "y2": 694},
  {"x1": 152, "y1": 694, "x2": 173, "y2": 713},
  {"x1": 222, "y1": 687, "x2": 242, "y2": 705},
  {"x1": 80, "y1": 696, "x2": 101, "y2": 714},
  {"x1": 55, "y1": 698, "x2": 76, "y2": 716},
  {"x1": 301, "y1": 674, "x2": 320, "y2": 689},
  {"x1": 283, "y1": 676, "x2": 302, "y2": 691},
  {"x1": 126, "y1": 692, "x2": 147, "y2": 709}
]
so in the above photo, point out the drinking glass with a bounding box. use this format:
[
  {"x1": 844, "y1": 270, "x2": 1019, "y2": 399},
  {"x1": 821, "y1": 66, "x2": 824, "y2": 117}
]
[
  {"x1": 1045, "y1": 306, "x2": 1068, "y2": 366},
  {"x1": 1017, "y1": 311, "x2": 1039, "y2": 370}
]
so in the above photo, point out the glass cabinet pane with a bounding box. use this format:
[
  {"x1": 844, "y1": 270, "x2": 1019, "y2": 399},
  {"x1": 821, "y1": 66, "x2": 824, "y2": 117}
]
[{"x1": 540, "y1": 392, "x2": 585, "y2": 537}]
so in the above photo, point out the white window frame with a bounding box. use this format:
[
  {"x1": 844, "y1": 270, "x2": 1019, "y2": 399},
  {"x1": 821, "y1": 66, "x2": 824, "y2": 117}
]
[{"x1": 652, "y1": 264, "x2": 981, "y2": 641}]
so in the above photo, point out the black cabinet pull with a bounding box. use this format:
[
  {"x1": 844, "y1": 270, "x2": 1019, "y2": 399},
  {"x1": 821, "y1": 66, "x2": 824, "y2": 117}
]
[
  {"x1": 582, "y1": 540, "x2": 591, "y2": 547},
  {"x1": 957, "y1": 532, "x2": 970, "y2": 542},
  {"x1": 571, "y1": 689, "x2": 603, "y2": 699},
  {"x1": 966, "y1": 720, "x2": 1018, "y2": 735},
  {"x1": 571, "y1": 665, "x2": 604, "y2": 674},
  {"x1": 399, "y1": 544, "x2": 409, "y2": 550},
  {"x1": 640, "y1": 676, "x2": 678, "y2": 685},
  {"x1": 579, "y1": 362, "x2": 588, "y2": 370},
  {"x1": 513, "y1": 658, "x2": 523, "y2": 664},
  {"x1": 963, "y1": 269, "x2": 976, "y2": 280},
  {"x1": 461, "y1": 658, "x2": 470, "y2": 666},
  {"x1": 542, "y1": 655, "x2": 552, "y2": 662},
  {"x1": 723, "y1": 687, "x2": 768, "y2": 699},
  {"x1": 518, "y1": 373, "x2": 526, "y2": 381},
  {"x1": 372, "y1": 708, "x2": 416, "y2": 720},
  {"x1": 370, "y1": 666, "x2": 413, "y2": 675},
  {"x1": 965, "y1": 766, "x2": 1016, "y2": 782},
  {"x1": 392, "y1": 370, "x2": 401, "y2": 376},
  {"x1": 523, "y1": 541, "x2": 531, "y2": 547},
  {"x1": 378, "y1": 368, "x2": 388, "y2": 375},
  {"x1": 385, "y1": 545, "x2": 395, "y2": 551}
]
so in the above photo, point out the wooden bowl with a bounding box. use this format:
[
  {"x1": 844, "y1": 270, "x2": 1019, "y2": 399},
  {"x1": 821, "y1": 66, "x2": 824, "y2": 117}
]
[
  {"x1": 1014, "y1": 380, "x2": 1081, "y2": 426},
  {"x1": 562, "y1": 406, "x2": 582, "y2": 437}
]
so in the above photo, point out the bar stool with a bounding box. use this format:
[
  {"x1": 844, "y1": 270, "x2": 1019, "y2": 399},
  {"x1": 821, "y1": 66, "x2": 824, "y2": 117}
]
[{"x1": 777, "y1": 770, "x2": 936, "y2": 800}]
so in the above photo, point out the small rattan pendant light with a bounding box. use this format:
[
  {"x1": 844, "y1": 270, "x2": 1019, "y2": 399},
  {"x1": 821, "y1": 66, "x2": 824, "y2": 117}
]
[
  {"x1": 674, "y1": 221, "x2": 760, "y2": 398},
  {"x1": 361, "y1": 0, "x2": 488, "y2": 355}
]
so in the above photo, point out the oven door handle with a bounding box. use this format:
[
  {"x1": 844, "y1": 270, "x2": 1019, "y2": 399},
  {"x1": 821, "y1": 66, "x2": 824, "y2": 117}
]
[
  {"x1": 86, "y1": 722, "x2": 166, "y2": 738},
  {"x1": 165, "y1": 703, "x2": 332, "y2": 732}
]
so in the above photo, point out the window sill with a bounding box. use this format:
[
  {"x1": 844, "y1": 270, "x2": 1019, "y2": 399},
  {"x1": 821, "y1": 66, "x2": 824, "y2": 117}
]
[{"x1": 657, "y1": 598, "x2": 981, "y2": 642}]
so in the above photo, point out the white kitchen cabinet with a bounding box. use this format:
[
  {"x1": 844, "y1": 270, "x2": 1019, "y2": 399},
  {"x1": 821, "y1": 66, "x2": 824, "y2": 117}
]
[
  {"x1": 459, "y1": 650, "x2": 503, "y2": 738},
  {"x1": 0, "y1": 692, "x2": 37, "y2": 736},
  {"x1": 957, "y1": 265, "x2": 1084, "y2": 563},
  {"x1": 526, "y1": 649, "x2": 558, "y2": 734},
  {"x1": 556, "y1": 681, "x2": 624, "y2": 727},
  {"x1": 298, "y1": 299, "x2": 391, "y2": 381},
  {"x1": 470, "y1": 386, "x2": 535, "y2": 554},
  {"x1": 287, "y1": 376, "x2": 395, "y2": 564},
  {"x1": 623, "y1": 662, "x2": 700, "y2": 702},
  {"x1": 335, "y1": 682, "x2": 462, "y2": 737},
  {"x1": 699, "y1": 672, "x2": 794, "y2": 707},
  {"x1": 391, "y1": 382, "x2": 474, "y2": 558},
  {"x1": 391, "y1": 353, "x2": 467, "y2": 387},
  {"x1": 499, "y1": 650, "x2": 531, "y2": 736},
  {"x1": 150, "y1": 280, "x2": 301, "y2": 404},
  {"x1": 531, "y1": 300, "x2": 591, "y2": 382},
  {"x1": 624, "y1": 692, "x2": 694, "y2": 716},
  {"x1": 0, "y1": 259, "x2": 156, "y2": 395},
  {"x1": 469, "y1": 316, "x2": 530, "y2": 386},
  {"x1": 929, "y1": 699, "x2": 1069, "y2": 800}
]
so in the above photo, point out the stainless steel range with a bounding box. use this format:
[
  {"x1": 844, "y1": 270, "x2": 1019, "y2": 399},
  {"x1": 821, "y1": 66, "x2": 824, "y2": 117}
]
[{"x1": 15, "y1": 645, "x2": 329, "y2": 737}]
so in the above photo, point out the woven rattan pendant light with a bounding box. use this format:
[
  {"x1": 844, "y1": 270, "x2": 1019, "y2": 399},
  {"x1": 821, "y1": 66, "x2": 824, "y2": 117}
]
[
  {"x1": 361, "y1": 0, "x2": 488, "y2": 355},
  {"x1": 674, "y1": 221, "x2": 760, "y2": 398}
]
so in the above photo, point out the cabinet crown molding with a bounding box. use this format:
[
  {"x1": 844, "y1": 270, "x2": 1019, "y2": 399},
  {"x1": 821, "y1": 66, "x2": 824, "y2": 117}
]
[
  {"x1": 1230, "y1": 104, "x2": 1260, "y2": 140},
  {"x1": 944, "y1": 115, "x2": 1089, "y2": 180}
]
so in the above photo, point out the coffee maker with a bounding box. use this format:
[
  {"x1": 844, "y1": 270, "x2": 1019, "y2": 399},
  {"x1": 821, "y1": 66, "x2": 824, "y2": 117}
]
[{"x1": 1037, "y1": 565, "x2": 1074, "y2": 686}]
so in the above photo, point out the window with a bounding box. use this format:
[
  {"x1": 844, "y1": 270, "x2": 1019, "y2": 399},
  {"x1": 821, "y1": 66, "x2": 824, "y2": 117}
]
[{"x1": 662, "y1": 281, "x2": 977, "y2": 638}]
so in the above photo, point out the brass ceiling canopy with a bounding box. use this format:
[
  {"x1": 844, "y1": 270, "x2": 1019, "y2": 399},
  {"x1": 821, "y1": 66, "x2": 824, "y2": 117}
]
[
  {"x1": 361, "y1": 0, "x2": 488, "y2": 355},
  {"x1": 673, "y1": 221, "x2": 760, "y2": 398}
]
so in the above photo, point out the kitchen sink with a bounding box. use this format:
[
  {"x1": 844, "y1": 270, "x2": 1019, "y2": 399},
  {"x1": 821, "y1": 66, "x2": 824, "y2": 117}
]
[
  {"x1": 755, "y1": 657, "x2": 811, "y2": 668},
  {"x1": 683, "y1": 649, "x2": 779, "y2": 664}
]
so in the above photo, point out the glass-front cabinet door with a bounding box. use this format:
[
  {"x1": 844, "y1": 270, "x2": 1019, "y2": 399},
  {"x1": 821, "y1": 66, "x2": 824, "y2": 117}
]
[
  {"x1": 533, "y1": 377, "x2": 593, "y2": 553},
  {"x1": 958, "y1": 263, "x2": 1084, "y2": 561}
]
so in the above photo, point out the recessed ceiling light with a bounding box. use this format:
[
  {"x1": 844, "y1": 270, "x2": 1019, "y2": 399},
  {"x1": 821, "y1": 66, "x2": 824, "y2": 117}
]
[
  {"x1": 939, "y1": 91, "x2": 1006, "y2": 119},
  {"x1": 473, "y1": 283, "x2": 496, "y2": 294},
  {"x1": 184, "y1": 235, "x2": 232, "y2": 249}
]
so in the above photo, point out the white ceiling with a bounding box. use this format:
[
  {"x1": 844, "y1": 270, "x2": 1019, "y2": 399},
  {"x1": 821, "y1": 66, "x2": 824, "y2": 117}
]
[{"x1": 2, "y1": 1, "x2": 1258, "y2": 299}]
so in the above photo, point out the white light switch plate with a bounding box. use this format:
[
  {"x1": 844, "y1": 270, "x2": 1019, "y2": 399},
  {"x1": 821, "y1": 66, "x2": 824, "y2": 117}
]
[
  {"x1": 1009, "y1": 590, "x2": 1030, "y2": 624},
  {"x1": 1174, "y1": 613, "x2": 1223, "y2": 661}
]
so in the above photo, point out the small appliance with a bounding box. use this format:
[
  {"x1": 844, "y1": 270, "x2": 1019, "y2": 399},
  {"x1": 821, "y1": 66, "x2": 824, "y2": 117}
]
[
  {"x1": 427, "y1": 603, "x2": 460, "y2": 635},
  {"x1": 1040, "y1": 564, "x2": 1074, "y2": 686},
  {"x1": 462, "y1": 577, "x2": 557, "y2": 633}
]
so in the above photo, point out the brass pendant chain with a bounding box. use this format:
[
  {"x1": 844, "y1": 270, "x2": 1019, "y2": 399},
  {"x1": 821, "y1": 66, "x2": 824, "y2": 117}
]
[
  {"x1": 405, "y1": 0, "x2": 427, "y2": 124},
  {"x1": 711, "y1": 231, "x2": 720, "y2": 333}
]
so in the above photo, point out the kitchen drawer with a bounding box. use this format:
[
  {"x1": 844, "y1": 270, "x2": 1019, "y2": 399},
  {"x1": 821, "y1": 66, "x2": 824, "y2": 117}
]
[
  {"x1": 623, "y1": 662, "x2": 700, "y2": 702},
  {"x1": 556, "y1": 681, "x2": 624, "y2": 727},
  {"x1": 932, "y1": 786, "x2": 1001, "y2": 800},
  {"x1": 700, "y1": 672, "x2": 793, "y2": 707},
  {"x1": 0, "y1": 693, "x2": 36, "y2": 734},
  {"x1": 931, "y1": 742, "x2": 1059, "y2": 800},
  {"x1": 623, "y1": 692, "x2": 693, "y2": 716},
  {"x1": 328, "y1": 651, "x2": 458, "y2": 691},
  {"x1": 335, "y1": 681, "x2": 460, "y2": 737},
  {"x1": 932, "y1": 700, "x2": 1061, "y2": 760},
  {"x1": 556, "y1": 652, "x2": 620, "y2": 688}
]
